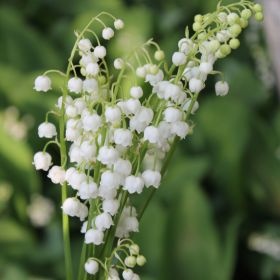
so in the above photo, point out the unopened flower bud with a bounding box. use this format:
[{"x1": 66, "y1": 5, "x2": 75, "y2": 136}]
[
  {"x1": 125, "y1": 256, "x2": 136, "y2": 268},
  {"x1": 136, "y1": 255, "x2": 146, "y2": 266},
  {"x1": 84, "y1": 259, "x2": 99, "y2": 275},
  {"x1": 114, "y1": 19, "x2": 124, "y2": 30}
]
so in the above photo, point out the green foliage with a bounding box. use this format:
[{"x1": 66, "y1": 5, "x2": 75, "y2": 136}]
[{"x1": 0, "y1": 0, "x2": 278, "y2": 279}]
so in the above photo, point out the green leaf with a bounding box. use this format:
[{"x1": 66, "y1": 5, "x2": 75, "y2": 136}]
[
  {"x1": 0, "y1": 7, "x2": 62, "y2": 71},
  {"x1": 0, "y1": 125, "x2": 40, "y2": 194},
  {"x1": 163, "y1": 183, "x2": 220, "y2": 279},
  {"x1": 219, "y1": 59, "x2": 267, "y2": 107},
  {"x1": 159, "y1": 152, "x2": 209, "y2": 201},
  {"x1": 195, "y1": 96, "x2": 251, "y2": 207},
  {"x1": 134, "y1": 201, "x2": 167, "y2": 278},
  {"x1": 0, "y1": 218, "x2": 32, "y2": 244},
  {"x1": 163, "y1": 183, "x2": 240, "y2": 280}
]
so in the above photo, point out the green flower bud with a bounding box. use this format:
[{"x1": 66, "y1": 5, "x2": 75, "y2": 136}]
[
  {"x1": 229, "y1": 38, "x2": 240, "y2": 49},
  {"x1": 241, "y1": 9, "x2": 252, "y2": 20},
  {"x1": 229, "y1": 24, "x2": 242, "y2": 37},
  {"x1": 150, "y1": 65, "x2": 159, "y2": 75},
  {"x1": 154, "y1": 50, "x2": 165, "y2": 61},
  {"x1": 197, "y1": 32, "x2": 207, "y2": 40},
  {"x1": 253, "y1": 4, "x2": 263, "y2": 13},
  {"x1": 129, "y1": 244, "x2": 140, "y2": 255},
  {"x1": 98, "y1": 75, "x2": 106, "y2": 85},
  {"x1": 239, "y1": 18, "x2": 249, "y2": 28},
  {"x1": 136, "y1": 255, "x2": 147, "y2": 266},
  {"x1": 255, "y1": 12, "x2": 264, "y2": 22},
  {"x1": 194, "y1": 14, "x2": 203, "y2": 22},
  {"x1": 124, "y1": 256, "x2": 137, "y2": 268},
  {"x1": 193, "y1": 22, "x2": 202, "y2": 32},
  {"x1": 209, "y1": 40, "x2": 220, "y2": 52},
  {"x1": 220, "y1": 44, "x2": 231, "y2": 56},
  {"x1": 227, "y1": 12, "x2": 239, "y2": 25}
]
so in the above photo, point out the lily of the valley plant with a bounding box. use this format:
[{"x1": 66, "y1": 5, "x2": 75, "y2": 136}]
[{"x1": 33, "y1": 1, "x2": 263, "y2": 279}]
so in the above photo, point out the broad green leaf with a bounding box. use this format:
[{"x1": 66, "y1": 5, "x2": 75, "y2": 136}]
[
  {"x1": 159, "y1": 152, "x2": 209, "y2": 201},
  {"x1": 195, "y1": 96, "x2": 251, "y2": 207},
  {"x1": 134, "y1": 201, "x2": 167, "y2": 278},
  {"x1": 163, "y1": 183, "x2": 221, "y2": 280}
]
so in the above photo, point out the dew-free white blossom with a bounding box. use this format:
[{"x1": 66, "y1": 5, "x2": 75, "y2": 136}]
[
  {"x1": 78, "y1": 180, "x2": 98, "y2": 200},
  {"x1": 34, "y1": 76, "x2": 52, "y2": 92},
  {"x1": 123, "y1": 269, "x2": 134, "y2": 280},
  {"x1": 171, "y1": 121, "x2": 189, "y2": 138},
  {"x1": 99, "y1": 184, "x2": 118, "y2": 200},
  {"x1": 125, "y1": 99, "x2": 141, "y2": 115},
  {"x1": 85, "y1": 62, "x2": 99, "y2": 76},
  {"x1": 82, "y1": 112, "x2": 102, "y2": 132},
  {"x1": 145, "y1": 69, "x2": 164, "y2": 86},
  {"x1": 114, "y1": 58, "x2": 124, "y2": 69},
  {"x1": 95, "y1": 212, "x2": 114, "y2": 231},
  {"x1": 56, "y1": 95, "x2": 73, "y2": 110},
  {"x1": 143, "y1": 126, "x2": 159, "y2": 144},
  {"x1": 100, "y1": 170, "x2": 120, "y2": 190},
  {"x1": 47, "y1": 166, "x2": 65, "y2": 184},
  {"x1": 97, "y1": 146, "x2": 119, "y2": 165},
  {"x1": 163, "y1": 107, "x2": 183, "y2": 123},
  {"x1": 73, "y1": 98, "x2": 86, "y2": 114},
  {"x1": 33, "y1": 152, "x2": 52, "y2": 171},
  {"x1": 38, "y1": 122, "x2": 57, "y2": 138},
  {"x1": 178, "y1": 38, "x2": 194, "y2": 55},
  {"x1": 116, "y1": 207, "x2": 139, "y2": 238},
  {"x1": 189, "y1": 78, "x2": 204, "y2": 93},
  {"x1": 215, "y1": 81, "x2": 229, "y2": 96},
  {"x1": 85, "y1": 229, "x2": 104, "y2": 245},
  {"x1": 172, "y1": 52, "x2": 187, "y2": 66},
  {"x1": 199, "y1": 62, "x2": 213, "y2": 74},
  {"x1": 68, "y1": 77, "x2": 83, "y2": 93},
  {"x1": 27, "y1": 195, "x2": 54, "y2": 227},
  {"x1": 114, "y1": 19, "x2": 124, "y2": 29},
  {"x1": 105, "y1": 106, "x2": 122, "y2": 124},
  {"x1": 78, "y1": 38, "x2": 92, "y2": 52},
  {"x1": 183, "y1": 99, "x2": 199, "y2": 114},
  {"x1": 123, "y1": 176, "x2": 144, "y2": 194},
  {"x1": 69, "y1": 144, "x2": 83, "y2": 164},
  {"x1": 62, "y1": 197, "x2": 88, "y2": 220},
  {"x1": 102, "y1": 199, "x2": 120, "y2": 216},
  {"x1": 142, "y1": 170, "x2": 161, "y2": 188},
  {"x1": 113, "y1": 128, "x2": 133, "y2": 147},
  {"x1": 84, "y1": 259, "x2": 99, "y2": 275},
  {"x1": 80, "y1": 52, "x2": 98, "y2": 67},
  {"x1": 102, "y1": 27, "x2": 114, "y2": 40},
  {"x1": 130, "y1": 86, "x2": 143, "y2": 99},
  {"x1": 80, "y1": 141, "x2": 97, "y2": 162},
  {"x1": 136, "y1": 66, "x2": 146, "y2": 78},
  {"x1": 113, "y1": 158, "x2": 132, "y2": 176},
  {"x1": 65, "y1": 167, "x2": 87, "y2": 190},
  {"x1": 93, "y1": 45, "x2": 106, "y2": 58},
  {"x1": 83, "y1": 78, "x2": 98, "y2": 93},
  {"x1": 65, "y1": 104, "x2": 78, "y2": 118}
]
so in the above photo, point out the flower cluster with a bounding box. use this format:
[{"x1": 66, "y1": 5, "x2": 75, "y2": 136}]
[{"x1": 32, "y1": 3, "x2": 263, "y2": 279}]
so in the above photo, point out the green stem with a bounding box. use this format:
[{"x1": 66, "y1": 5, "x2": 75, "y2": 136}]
[{"x1": 59, "y1": 88, "x2": 73, "y2": 280}]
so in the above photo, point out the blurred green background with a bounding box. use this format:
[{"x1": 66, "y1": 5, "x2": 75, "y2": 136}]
[{"x1": 0, "y1": 0, "x2": 279, "y2": 279}]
